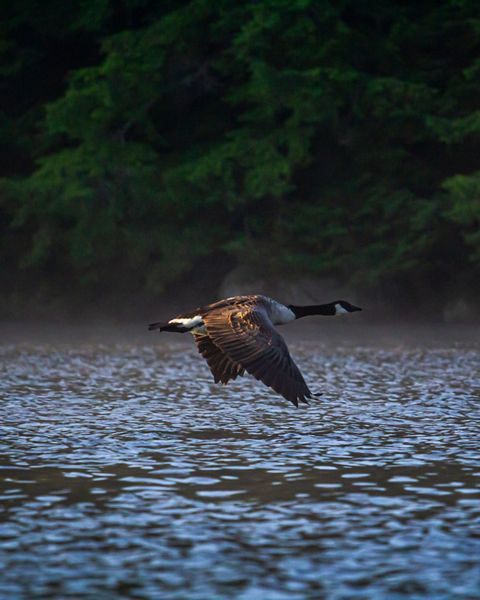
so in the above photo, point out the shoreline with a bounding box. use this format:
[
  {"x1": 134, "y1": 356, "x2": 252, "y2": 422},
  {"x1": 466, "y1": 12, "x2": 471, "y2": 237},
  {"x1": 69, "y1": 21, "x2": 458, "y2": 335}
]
[{"x1": 1, "y1": 319, "x2": 478, "y2": 349}]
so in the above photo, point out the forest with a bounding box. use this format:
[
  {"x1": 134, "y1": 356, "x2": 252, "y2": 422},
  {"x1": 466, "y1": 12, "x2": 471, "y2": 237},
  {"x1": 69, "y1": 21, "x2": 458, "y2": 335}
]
[{"x1": 1, "y1": 0, "x2": 479, "y2": 317}]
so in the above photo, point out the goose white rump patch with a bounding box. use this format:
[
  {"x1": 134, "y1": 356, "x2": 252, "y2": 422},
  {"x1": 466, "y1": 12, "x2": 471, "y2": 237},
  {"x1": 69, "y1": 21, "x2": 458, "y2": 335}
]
[{"x1": 169, "y1": 315, "x2": 203, "y2": 328}]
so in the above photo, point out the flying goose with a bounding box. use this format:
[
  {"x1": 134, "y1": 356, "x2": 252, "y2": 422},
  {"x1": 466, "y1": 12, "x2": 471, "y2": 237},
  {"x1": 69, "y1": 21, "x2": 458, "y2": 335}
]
[{"x1": 148, "y1": 295, "x2": 361, "y2": 406}]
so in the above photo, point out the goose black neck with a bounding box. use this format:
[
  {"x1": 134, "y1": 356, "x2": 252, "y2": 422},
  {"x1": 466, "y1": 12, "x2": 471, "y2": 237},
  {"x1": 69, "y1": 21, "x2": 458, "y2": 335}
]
[{"x1": 288, "y1": 303, "x2": 336, "y2": 319}]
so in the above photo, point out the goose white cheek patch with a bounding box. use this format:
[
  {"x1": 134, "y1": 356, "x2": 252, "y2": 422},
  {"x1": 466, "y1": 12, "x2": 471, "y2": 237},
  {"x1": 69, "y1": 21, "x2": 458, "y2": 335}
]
[{"x1": 334, "y1": 304, "x2": 348, "y2": 316}]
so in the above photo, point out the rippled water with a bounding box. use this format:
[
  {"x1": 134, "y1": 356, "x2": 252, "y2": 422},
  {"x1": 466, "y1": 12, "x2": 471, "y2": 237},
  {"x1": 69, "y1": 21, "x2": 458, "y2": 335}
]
[{"x1": 1, "y1": 329, "x2": 479, "y2": 599}]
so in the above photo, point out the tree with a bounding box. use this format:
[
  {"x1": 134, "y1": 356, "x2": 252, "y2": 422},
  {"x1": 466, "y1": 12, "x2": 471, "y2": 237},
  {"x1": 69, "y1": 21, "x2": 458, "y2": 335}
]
[{"x1": 1, "y1": 0, "x2": 479, "y2": 312}]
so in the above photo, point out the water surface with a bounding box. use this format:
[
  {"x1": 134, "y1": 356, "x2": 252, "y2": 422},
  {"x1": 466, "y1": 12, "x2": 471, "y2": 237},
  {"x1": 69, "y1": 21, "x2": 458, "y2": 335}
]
[{"x1": 1, "y1": 327, "x2": 479, "y2": 599}]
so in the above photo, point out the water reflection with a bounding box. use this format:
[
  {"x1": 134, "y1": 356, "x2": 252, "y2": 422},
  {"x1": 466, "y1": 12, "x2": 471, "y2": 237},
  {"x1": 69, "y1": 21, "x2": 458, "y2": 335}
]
[{"x1": 0, "y1": 338, "x2": 479, "y2": 598}]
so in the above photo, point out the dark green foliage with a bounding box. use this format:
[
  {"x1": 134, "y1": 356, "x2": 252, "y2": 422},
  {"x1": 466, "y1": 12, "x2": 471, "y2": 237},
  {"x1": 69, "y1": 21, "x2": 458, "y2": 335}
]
[{"x1": 1, "y1": 0, "x2": 479, "y2": 310}]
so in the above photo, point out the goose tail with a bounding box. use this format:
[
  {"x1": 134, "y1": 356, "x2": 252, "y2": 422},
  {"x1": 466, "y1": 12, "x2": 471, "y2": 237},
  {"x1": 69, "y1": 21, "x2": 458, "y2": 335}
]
[
  {"x1": 148, "y1": 321, "x2": 188, "y2": 333},
  {"x1": 148, "y1": 321, "x2": 167, "y2": 331}
]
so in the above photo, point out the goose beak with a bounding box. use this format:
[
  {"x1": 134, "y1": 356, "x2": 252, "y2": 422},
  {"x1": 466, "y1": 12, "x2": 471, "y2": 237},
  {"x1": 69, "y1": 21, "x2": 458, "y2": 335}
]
[{"x1": 350, "y1": 305, "x2": 362, "y2": 312}]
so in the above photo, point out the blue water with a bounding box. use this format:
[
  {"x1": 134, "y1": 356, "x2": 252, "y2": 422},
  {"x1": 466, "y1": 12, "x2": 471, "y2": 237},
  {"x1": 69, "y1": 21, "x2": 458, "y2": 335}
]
[{"x1": 0, "y1": 334, "x2": 479, "y2": 599}]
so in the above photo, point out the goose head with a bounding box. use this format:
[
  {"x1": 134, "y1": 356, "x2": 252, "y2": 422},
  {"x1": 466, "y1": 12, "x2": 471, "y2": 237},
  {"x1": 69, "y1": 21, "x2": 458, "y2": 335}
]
[{"x1": 333, "y1": 300, "x2": 362, "y2": 316}]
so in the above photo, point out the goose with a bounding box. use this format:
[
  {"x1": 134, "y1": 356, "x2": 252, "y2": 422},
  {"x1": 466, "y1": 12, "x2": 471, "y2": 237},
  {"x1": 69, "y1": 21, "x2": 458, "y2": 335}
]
[{"x1": 148, "y1": 295, "x2": 361, "y2": 407}]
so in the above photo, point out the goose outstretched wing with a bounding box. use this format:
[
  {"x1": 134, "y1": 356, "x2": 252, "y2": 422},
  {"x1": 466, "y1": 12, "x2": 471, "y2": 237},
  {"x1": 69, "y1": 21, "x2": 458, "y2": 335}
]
[
  {"x1": 193, "y1": 333, "x2": 245, "y2": 384},
  {"x1": 203, "y1": 304, "x2": 313, "y2": 406}
]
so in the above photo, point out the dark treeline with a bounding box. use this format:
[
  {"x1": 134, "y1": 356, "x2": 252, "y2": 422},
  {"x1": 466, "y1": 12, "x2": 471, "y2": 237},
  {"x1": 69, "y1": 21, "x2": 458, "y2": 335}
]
[{"x1": 1, "y1": 0, "x2": 479, "y2": 317}]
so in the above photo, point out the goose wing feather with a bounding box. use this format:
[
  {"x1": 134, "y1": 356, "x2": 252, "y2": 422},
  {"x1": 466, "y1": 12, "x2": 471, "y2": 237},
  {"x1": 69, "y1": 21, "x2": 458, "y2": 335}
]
[
  {"x1": 193, "y1": 333, "x2": 245, "y2": 384},
  {"x1": 203, "y1": 303, "x2": 313, "y2": 406}
]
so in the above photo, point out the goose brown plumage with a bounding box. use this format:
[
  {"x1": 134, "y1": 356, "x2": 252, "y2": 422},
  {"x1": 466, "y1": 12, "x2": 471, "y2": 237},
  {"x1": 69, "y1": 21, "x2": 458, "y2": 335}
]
[{"x1": 148, "y1": 294, "x2": 361, "y2": 407}]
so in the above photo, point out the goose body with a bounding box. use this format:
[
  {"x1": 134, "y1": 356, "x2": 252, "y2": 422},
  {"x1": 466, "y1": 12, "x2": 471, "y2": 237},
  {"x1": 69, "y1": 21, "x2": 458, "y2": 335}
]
[{"x1": 148, "y1": 294, "x2": 361, "y2": 407}]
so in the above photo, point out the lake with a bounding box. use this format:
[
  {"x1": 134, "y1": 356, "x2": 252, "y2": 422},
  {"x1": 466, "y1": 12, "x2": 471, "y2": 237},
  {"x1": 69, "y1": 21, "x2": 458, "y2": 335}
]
[{"x1": 0, "y1": 323, "x2": 479, "y2": 599}]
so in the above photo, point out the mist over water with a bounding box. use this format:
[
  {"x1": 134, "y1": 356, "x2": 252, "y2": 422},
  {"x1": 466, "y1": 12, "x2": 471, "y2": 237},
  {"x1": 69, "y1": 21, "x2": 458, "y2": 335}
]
[{"x1": 1, "y1": 324, "x2": 479, "y2": 599}]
